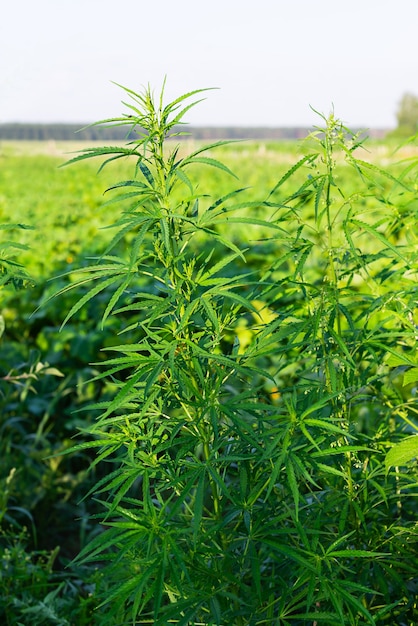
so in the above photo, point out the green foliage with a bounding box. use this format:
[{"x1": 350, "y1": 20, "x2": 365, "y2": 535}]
[
  {"x1": 45, "y1": 83, "x2": 418, "y2": 624},
  {"x1": 0, "y1": 223, "x2": 34, "y2": 294},
  {"x1": 0, "y1": 213, "x2": 99, "y2": 625},
  {"x1": 0, "y1": 520, "x2": 99, "y2": 626}
]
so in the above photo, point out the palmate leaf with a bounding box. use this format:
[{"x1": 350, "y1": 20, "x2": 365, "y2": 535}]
[
  {"x1": 164, "y1": 469, "x2": 202, "y2": 521},
  {"x1": 271, "y1": 175, "x2": 317, "y2": 213},
  {"x1": 385, "y1": 348, "x2": 417, "y2": 367},
  {"x1": 403, "y1": 367, "x2": 418, "y2": 385},
  {"x1": 105, "y1": 179, "x2": 158, "y2": 201},
  {"x1": 385, "y1": 435, "x2": 418, "y2": 469},
  {"x1": 192, "y1": 472, "x2": 206, "y2": 544},
  {"x1": 173, "y1": 166, "x2": 194, "y2": 193},
  {"x1": 181, "y1": 138, "x2": 241, "y2": 165},
  {"x1": 165, "y1": 95, "x2": 210, "y2": 129},
  {"x1": 179, "y1": 337, "x2": 238, "y2": 372},
  {"x1": 196, "y1": 270, "x2": 252, "y2": 289},
  {"x1": 0, "y1": 222, "x2": 34, "y2": 231},
  {"x1": 195, "y1": 250, "x2": 243, "y2": 283},
  {"x1": 211, "y1": 214, "x2": 288, "y2": 233},
  {"x1": 211, "y1": 284, "x2": 260, "y2": 313},
  {"x1": 352, "y1": 158, "x2": 411, "y2": 191},
  {"x1": 62, "y1": 145, "x2": 140, "y2": 169},
  {"x1": 314, "y1": 175, "x2": 326, "y2": 224},
  {"x1": 43, "y1": 261, "x2": 127, "y2": 298},
  {"x1": 102, "y1": 567, "x2": 156, "y2": 619},
  {"x1": 72, "y1": 526, "x2": 143, "y2": 565},
  {"x1": 181, "y1": 156, "x2": 238, "y2": 178},
  {"x1": 326, "y1": 549, "x2": 388, "y2": 558},
  {"x1": 81, "y1": 466, "x2": 125, "y2": 500},
  {"x1": 0, "y1": 240, "x2": 29, "y2": 252},
  {"x1": 350, "y1": 218, "x2": 413, "y2": 268},
  {"x1": 80, "y1": 356, "x2": 144, "y2": 385},
  {"x1": 299, "y1": 392, "x2": 343, "y2": 421},
  {"x1": 206, "y1": 464, "x2": 237, "y2": 506},
  {"x1": 314, "y1": 463, "x2": 346, "y2": 479},
  {"x1": 267, "y1": 154, "x2": 318, "y2": 198},
  {"x1": 101, "y1": 274, "x2": 131, "y2": 327},
  {"x1": 155, "y1": 600, "x2": 202, "y2": 626},
  {"x1": 203, "y1": 185, "x2": 248, "y2": 215},
  {"x1": 330, "y1": 582, "x2": 376, "y2": 625},
  {"x1": 60, "y1": 273, "x2": 128, "y2": 329},
  {"x1": 139, "y1": 160, "x2": 155, "y2": 186},
  {"x1": 199, "y1": 295, "x2": 220, "y2": 334},
  {"x1": 198, "y1": 226, "x2": 247, "y2": 259},
  {"x1": 262, "y1": 540, "x2": 318, "y2": 574},
  {"x1": 161, "y1": 84, "x2": 216, "y2": 126},
  {"x1": 96, "y1": 367, "x2": 149, "y2": 419},
  {"x1": 311, "y1": 445, "x2": 374, "y2": 458},
  {"x1": 105, "y1": 179, "x2": 147, "y2": 191}
]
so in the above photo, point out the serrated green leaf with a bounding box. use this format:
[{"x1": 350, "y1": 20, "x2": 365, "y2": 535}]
[
  {"x1": 173, "y1": 166, "x2": 194, "y2": 193},
  {"x1": 385, "y1": 435, "x2": 418, "y2": 469},
  {"x1": 262, "y1": 540, "x2": 317, "y2": 573},
  {"x1": 384, "y1": 346, "x2": 417, "y2": 367},
  {"x1": 62, "y1": 145, "x2": 138, "y2": 168},
  {"x1": 299, "y1": 392, "x2": 341, "y2": 420},
  {"x1": 139, "y1": 160, "x2": 154, "y2": 186},
  {"x1": 285, "y1": 457, "x2": 299, "y2": 520},
  {"x1": 403, "y1": 367, "x2": 418, "y2": 386},
  {"x1": 60, "y1": 273, "x2": 126, "y2": 329},
  {"x1": 268, "y1": 154, "x2": 317, "y2": 198},
  {"x1": 100, "y1": 368, "x2": 145, "y2": 418},
  {"x1": 183, "y1": 156, "x2": 238, "y2": 178},
  {"x1": 333, "y1": 583, "x2": 376, "y2": 624},
  {"x1": 327, "y1": 549, "x2": 388, "y2": 558},
  {"x1": 101, "y1": 274, "x2": 131, "y2": 328},
  {"x1": 350, "y1": 217, "x2": 410, "y2": 265},
  {"x1": 354, "y1": 158, "x2": 411, "y2": 190}
]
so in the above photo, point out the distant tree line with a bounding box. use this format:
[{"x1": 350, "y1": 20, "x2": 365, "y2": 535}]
[
  {"x1": 0, "y1": 123, "x2": 131, "y2": 141},
  {"x1": 0, "y1": 123, "x2": 312, "y2": 141},
  {"x1": 0, "y1": 123, "x2": 390, "y2": 141}
]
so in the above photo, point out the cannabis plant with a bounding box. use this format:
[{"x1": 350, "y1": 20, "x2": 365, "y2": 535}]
[{"x1": 55, "y1": 83, "x2": 418, "y2": 624}]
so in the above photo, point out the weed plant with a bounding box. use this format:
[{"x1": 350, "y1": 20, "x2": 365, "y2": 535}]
[{"x1": 41, "y1": 84, "x2": 418, "y2": 623}]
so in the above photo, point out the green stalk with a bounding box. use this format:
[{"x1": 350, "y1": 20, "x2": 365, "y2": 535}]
[
  {"x1": 322, "y1": 118, "x2": 355, "y2": 506},
  {"x1": 202, "y1": 439, "x2": 221, "y2": 519}
]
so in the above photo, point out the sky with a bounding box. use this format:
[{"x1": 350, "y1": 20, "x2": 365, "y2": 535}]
[{"x1": 1, "y1": 0, "x2": 417, "y2": 129}]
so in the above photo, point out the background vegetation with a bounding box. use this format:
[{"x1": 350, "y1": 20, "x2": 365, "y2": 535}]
[{"x1": 0, "y1": 85, "x2": 417, "y2": 624}]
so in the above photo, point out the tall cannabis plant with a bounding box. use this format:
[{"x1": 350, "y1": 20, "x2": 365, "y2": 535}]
[{"x1": 55, "y1": 84, "x2": 418, "y2": 625}]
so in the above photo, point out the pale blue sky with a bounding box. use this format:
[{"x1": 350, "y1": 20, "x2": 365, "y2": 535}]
[{"x1": 1, "y1": 0, "x2": 417, "y2": 128}]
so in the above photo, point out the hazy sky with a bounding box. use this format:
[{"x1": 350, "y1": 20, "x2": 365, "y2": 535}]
[{"x1": 1, "y1": 0, "x2": 417, "y2": 128}]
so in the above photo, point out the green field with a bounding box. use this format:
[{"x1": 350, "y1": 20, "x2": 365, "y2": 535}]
[
  {"x1": 1, "y1": 138, "x2": 416, "y2": 277},
  {"x1": 1, "y1": 127, "x2": 417, "y2": 625}
]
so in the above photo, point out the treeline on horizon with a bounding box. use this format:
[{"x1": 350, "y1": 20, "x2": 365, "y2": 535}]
[{"x1": 0, "y1": 122, "x2": 389, "y2": 141}]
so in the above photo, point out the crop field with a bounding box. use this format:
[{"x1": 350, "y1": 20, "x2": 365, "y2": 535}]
[
  {"x1": 0, "y1": 91, "x2": 417, "y2": 626},
  {"x1": 1, "y1": 138, "x2": 416, "y2": 277}
]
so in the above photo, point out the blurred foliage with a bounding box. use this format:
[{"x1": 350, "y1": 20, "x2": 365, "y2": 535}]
[{"x1": 395, "y1": 92, "x2": 418, "y2": 138}]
